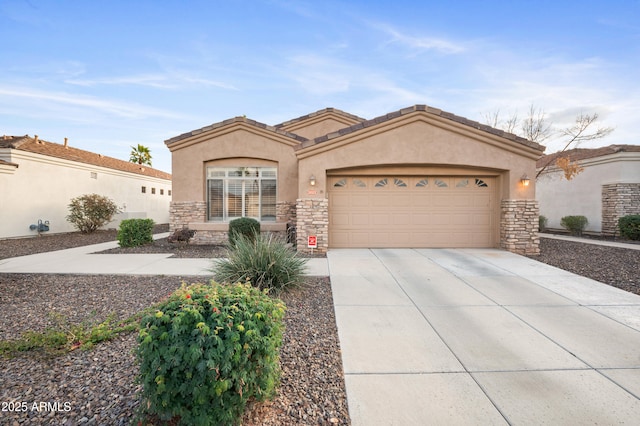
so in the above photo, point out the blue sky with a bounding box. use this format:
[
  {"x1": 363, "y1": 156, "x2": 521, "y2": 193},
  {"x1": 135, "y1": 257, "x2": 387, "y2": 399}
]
[{"x1": 1, "y1": 0, "x2": 638, "y2": 173}]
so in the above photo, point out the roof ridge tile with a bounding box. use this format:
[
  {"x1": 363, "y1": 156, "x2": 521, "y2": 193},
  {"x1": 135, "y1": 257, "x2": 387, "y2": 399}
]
[
  {"x1": 165, "y1": 116, "x2": 308, "y2": 145},
  {"x1": 298, "y1": 104, "x2": 544, "y2": 152}
]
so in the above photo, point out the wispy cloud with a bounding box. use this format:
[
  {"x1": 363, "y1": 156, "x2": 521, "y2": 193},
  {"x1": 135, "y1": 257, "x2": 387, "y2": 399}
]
[
  {"x1": 372, "y1": 23, "x2": 466, "y2": 54},
  {"x1": 65, "y1": 73, "x2": 237, "y2": 90},
  {"x1": 0, "y1": 86, "x2": 187, "y2": 119},
  {"x1": 287, "y1": 55, "x2": 351, "y2": 94}
]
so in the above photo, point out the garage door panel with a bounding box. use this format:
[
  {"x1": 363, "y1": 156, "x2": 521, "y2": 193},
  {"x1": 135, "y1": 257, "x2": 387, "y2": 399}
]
[
  {"x1": 412, "y1": 213, "x2": 432, "y2": 225},
  {"x1": 412, "y1": 195, "x2": 432, "y2": 207},
  {"x1": 371, "y1": 213, "x2": 390, "y2": 226},
  {"x1": 351, "y1": 213, "x2": 371, "y2": 226},
  {"x1": 388, "y1": 232, "x2": 412, "y2": 246},
  {"x1": 329, "y1": 175, "x2": 497, "y2": 248},
  {"x1": 452, "y1": 214, "x2": 472, "y2": 226},
  {"x1": 351, "y1": 194, "x2": 371, "y2": 207},
  {"x1": 391, "y1": 213, "x2": 411, "y2": 225},
  {"x1": 450, "y1": 194, "x2": 474, "y2": 207},
  {"x1": 432, "y1": 194, "x2": 453, "y2": 207},
  {"x1": 473, "y1": 194, "x2": 492, "y2": 207},
  {"x1": 331, "y1": 232, "x2": 350, "y2": 247},
  {"x1": 431, "y1": 213, "x2": 453, "y2": 226},
  {"x1": 350, "y1": 232, "x2": 371, "y2": 246},
  {"x1": 389, "y1": 194, "x2": 412, "y2": 207},
  {"x1": 369, "y1": 196, "x2": 388, "y2": 207},
  {"x1": 474, "y1": 213, "x2": 491, "y2": 226}
]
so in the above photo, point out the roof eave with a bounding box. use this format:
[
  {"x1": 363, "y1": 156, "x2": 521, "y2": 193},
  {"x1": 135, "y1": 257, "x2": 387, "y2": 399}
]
[{"x1": 165, "y1": 116, "x2": 307, "y2": 150}]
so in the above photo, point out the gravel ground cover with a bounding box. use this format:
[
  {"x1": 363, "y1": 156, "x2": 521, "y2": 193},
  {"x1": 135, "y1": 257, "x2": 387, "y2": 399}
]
[
  {"x1": 1, "y1": 230, "x2": 639, "y2": 425},
  {"x1": 0, "y1": 230, "x2": 347, "y2": 425},
  {"x1": 530, "y1": 237, "x2": 640, "y2": 296}
]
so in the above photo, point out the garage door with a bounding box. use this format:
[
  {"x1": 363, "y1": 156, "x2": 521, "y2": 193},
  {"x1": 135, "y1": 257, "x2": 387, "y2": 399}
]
[{"x1": 328, "y1": 176, "x2": 497, "y2": 248}]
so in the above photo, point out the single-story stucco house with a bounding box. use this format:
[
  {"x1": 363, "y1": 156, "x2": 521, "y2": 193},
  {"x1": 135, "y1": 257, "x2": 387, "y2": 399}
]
[
  {"x1": 536, "y1": 144, "x2": 640, "y2": 235},
  {"x1": 165, "y1": 105, "x2": 544, "y2": 255},
  {"x1": 0, "y1": 135, "x2": 172, "y2": 239}
]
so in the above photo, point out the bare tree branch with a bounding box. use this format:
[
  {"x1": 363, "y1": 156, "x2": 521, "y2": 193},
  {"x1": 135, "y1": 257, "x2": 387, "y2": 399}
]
[
  {"x1": 482, "y1": 109, "x2": 501, "y2": 129},
  {"x1": 535, "y1": 112, "x2": 614, "y2": 178},
  {"x1": 483, "y1": 109, "x2": 519, "y2": 134},
  {"x1": 521, "y1": 105, "x2": 553, "y2": 143}
]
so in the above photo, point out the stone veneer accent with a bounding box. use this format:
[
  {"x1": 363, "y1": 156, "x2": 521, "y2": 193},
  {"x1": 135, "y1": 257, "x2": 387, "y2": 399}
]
[
  {"x1": 169, "y1": 201, "x2": 206, "y2": 232},
  {"x1": 602, "y1": 183, "x2": 640, "y2": 236},
  {"x1": 296, "y1": 198, "x2": 329, "y2": 254},
  {"x1": 170, "y1": 200, "x2": 290, "y2": 245},
  {"x1": 500, "y1": 199, "x2": 540, "y2": 255},
  {"x1": 276, "y1": 201, "x2": 297, "y2": 224}
]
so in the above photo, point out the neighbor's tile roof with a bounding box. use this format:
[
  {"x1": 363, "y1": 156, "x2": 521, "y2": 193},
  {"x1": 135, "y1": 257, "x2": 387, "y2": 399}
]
[
  {"x1": 274, "y1": 107, "x2": 366, "y2": 129},
  {"x1": 296, "y1": 105, "x2": 545, "y2": 152},
  {"x1": 165, "y1": 116, "x2": 308, "y2": 146},
  {"x1": 0, "y1": 135, "x2": 171, "y2": 180},
  {"x1": 537, "y1": 144, "x2": 640, "y2": 169}
]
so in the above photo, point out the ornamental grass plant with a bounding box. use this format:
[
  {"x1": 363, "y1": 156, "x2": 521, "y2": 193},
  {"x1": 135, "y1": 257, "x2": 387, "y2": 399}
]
[{"x1": 212, "y1": 232, "x2": 308, "y2": 294}]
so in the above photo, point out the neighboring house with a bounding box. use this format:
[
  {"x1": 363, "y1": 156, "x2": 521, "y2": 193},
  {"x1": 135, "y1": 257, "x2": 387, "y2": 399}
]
[
  {"x1": 166, "y1": 105, "x2": 544, "y2": 255},
  {"x1": 0, "y1": 135, "x2": 172, "y2": 239},
  {"x1": 536, "y1": 144, "x2": 640, "y2": 235}
]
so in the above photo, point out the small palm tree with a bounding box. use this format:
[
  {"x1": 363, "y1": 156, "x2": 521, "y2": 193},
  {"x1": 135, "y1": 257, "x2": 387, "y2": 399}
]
[{"x1": 130, "y1": 144, "x2": 152, "y2": 166}]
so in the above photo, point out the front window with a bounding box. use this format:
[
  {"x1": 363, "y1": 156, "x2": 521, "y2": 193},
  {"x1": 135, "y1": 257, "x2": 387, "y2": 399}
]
[{"x1": 207, "y1": 167, "x2": 276, "y2": 221}]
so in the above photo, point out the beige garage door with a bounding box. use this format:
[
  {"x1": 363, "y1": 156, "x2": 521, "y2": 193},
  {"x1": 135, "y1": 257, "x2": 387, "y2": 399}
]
[{"x1": 328, "y1": 176, "x2": 497, "y2": 248}]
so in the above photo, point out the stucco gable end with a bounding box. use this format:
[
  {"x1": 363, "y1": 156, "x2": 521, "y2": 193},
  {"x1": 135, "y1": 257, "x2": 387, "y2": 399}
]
[
  {"x1": 295, "y1": 105, "x2": 543, "y2": 155},
  {"x1": 295, "y1": 107, "x2": 544, "y2": 160}
]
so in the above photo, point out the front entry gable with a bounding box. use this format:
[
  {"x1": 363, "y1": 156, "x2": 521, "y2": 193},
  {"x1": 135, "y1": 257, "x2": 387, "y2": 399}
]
[{"x1": 275, "y1": 108, "x2": 365, "y2": 140}]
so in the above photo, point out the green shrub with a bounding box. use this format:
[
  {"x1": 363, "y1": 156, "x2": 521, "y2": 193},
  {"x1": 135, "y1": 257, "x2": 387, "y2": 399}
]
[
  {"x1": 212, "y1": 232, "x2": 308, "y2": 293},
  {"x1": 539, "y1": 215, "x2": 548, "y2": 232},
  {"x1": 117, "y1": 218, "x2": 155, "y2": 247},
  {"x1": 66, "y1": 193, "x2": 120, "y2": 233},
  {"x1": 618, "y1": 215, "x2": 640, "y2": 240},
  {"x1": 168, "y1": 227, "x2": 196, "y2": 243},
  {"x1": 228, "y1": 217, "x2": 260, "y2": 245},
  {"x1": 560, "y1": 215, "x2": 589, "y2": 236},
  {"x1": 136, "y1": 282, "x2": 286, "y2": 426}
]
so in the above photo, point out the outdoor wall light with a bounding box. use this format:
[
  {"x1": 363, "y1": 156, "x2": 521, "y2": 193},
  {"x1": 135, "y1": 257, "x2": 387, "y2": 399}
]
[
  {"x1": 309, "y1": 175, "x2": 316, "y2": 186},
  {"x1": 520, "y1": 174, "x2": 530, "y2": 187}
]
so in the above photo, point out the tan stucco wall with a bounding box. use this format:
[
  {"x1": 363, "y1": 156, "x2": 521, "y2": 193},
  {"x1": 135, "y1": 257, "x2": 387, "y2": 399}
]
[
  {"x1": 296, "y1": 114, "x2": 539, "y2": 200},
  {"x1": 0, "y1": 150, "x2": 171, "y2": 239},
  {"x1": 537, "y1": 152, "x2": 640, "y2": 232},
  {"x1": 168, "y1": 125, "x2": 299, "y2": 203}
]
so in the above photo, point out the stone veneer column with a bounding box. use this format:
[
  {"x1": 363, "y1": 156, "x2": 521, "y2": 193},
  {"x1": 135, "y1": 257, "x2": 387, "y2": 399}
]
[
  {"x1": 500, "y1": 199, "x2": 540, "y2": 255},
  {"x1": 602, "y1": 183, "x2": 640, "y2": 236},
  {"x1": 276, "y1": 201, "x2": 297, "y2": 224},
  {"x1": 295, "y1": 198, "x2": 329, "y2": 254},
  {"x1": 169, "y1": 201, "x2": 206, "y2": 232}
]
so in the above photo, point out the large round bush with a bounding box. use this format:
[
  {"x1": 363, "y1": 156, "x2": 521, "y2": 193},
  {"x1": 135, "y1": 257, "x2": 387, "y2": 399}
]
[{"x1": 136, "y1": 282, "x2": 286, "y2": 425}]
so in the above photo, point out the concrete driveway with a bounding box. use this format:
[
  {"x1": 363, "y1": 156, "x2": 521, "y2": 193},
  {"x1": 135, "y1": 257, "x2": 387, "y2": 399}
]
[{"x1": 328, "y1": 248, "x2": 640, "y2": 425}]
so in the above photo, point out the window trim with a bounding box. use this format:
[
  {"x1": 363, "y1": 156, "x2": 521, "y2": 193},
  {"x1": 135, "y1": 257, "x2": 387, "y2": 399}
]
[{"x1": 206, "y1": 166, "x2": 277, "y2": 222}]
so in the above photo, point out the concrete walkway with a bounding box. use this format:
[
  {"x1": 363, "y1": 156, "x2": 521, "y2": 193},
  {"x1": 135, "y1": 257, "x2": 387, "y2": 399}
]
[
  {"x1": 540, "y1": 232, "x2": 640, "y2": 250},
  {"x1": 0, "y1": 233, "x2": 329, "y2": 276},
  {"x1": 328, "y1": 248, "x2": 640, "y2": 425}
]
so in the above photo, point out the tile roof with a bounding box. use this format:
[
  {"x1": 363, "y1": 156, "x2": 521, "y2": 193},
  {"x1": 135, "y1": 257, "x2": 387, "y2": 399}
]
[
  {"x1": 165, "y1": 116, "x2": 308, "y2": 146},
  {"x1": 0, "y1": 135, "x2": 171, "y2": 180},
  {"x1": 297, "y1": 105, "x2": 545, "y2": 151},
  {"x1": 274, "y1": 107, "x2": 366, "y2": 129},
  {"x1": 537, "y1": 144, "x2": 640, "y2": 169}
]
